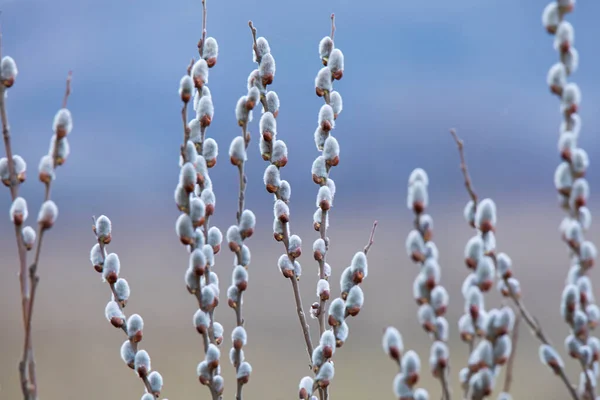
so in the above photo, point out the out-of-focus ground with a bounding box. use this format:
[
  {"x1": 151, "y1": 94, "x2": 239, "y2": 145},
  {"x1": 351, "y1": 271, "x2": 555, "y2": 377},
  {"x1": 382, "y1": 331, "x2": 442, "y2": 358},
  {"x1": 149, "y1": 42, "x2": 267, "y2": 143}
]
[{"x1": 1, "y1": 201, "x2": 597, "y2": 400}]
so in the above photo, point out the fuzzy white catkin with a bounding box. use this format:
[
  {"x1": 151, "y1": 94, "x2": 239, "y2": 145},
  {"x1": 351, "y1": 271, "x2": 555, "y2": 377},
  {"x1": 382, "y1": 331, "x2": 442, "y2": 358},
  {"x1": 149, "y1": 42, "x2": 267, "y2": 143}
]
[
  {"x1": 317, "y1": 186, "x2": 333, "y2": 208},
  {"x1": 319, "y1": 36, "x2": 333, "y2": 59},
  {"x1": 197, "y1": 95, "x2": 214, "y2": 120},
  {"x1": 90, "y1": 244, "x2": 103, "y2": 266},
  {"x1": 237, "y1": 361, "x2": 252, "y2": 379},
  {"x1": 114, "y1": 278, "x2": 130, "y2": 301},
  {"x1": 127, "y1": 314, "x2": 144, "y2": 337},
  {"x1": 231, "y1": 326, "x2": 248, "y2": 346},
  {"x1": 247, "y1": 86, "x2": 260, "y2": 107},
  {"x1": 134, "y1": 350, "x2": 151, "y2": 373},
  {"x1": 259, "y1": 53, "x2": 276, "y2": 78},
  {"x1": 260, "y1": 112, "x2": 277, "y2": 136},
  {"x1": 311, "y1": 156, "x2": 328, "y2": 180},
  {"x1": 318, "y1": 104, "x2": 335, "y2": 128},
  {"x1": 22, "y1": 226, "x2": 36, "y2": 249},
  {"x1": 148, "y1": 370, "x2": 163, "y2": 393},
  {"x1": 235, "y1": 96, "x2": 252, "y2": 124},
  {"x1": 208, "y1": 226, "x2": 223, "y2": 248},
  {"x1": 350, "y1": 251, "x2": 368, "y2": 277},
  {"x1": 328, "y1": 298, "x2": 345, "y2": 323},
  {"x1": 547, "y1": 63, "x2": 567, "y2": 89},
  {"x1": 328, "y1": 48, "x2": 344, "y2": 73},
  {"x1": 272, "y1": 140, "x2": 287, "y2": 163},
  {"x1": 299, "y1": 376, "x2": 314, "y2": 396},
  {"x1": 316, "y1": 361, "x2": 334, "y2": 381},
  {"x1": 229, "y1": 136, "x2": 247, "y2": 162},
  {"x1": 192, "y1": 59, "x2": 209, "y2": 85},
  {"x1": 562, "y1": 83, "x2": 581, "y2": 108},
  {"x1": 95, "y1": 215, "x2": 112, "y2": 237},
  {"x1": 176, "y1": 214, "x2": 194, "y2": 240},
  {"x1": 10, "y1": 197, "x2": 28, "y2": 223},
  {"x1": 315, "y1": 67, "x2": 333, "y2": 92},
  {"x1": 102, "y1": 253, "x2": 120, "y2": 281},
  {"x1": 12, "y1": 155, "x2": 26, "y2": 175},
  {"x1": 255, "y1": 37, "x2": 271, "y2": 60},
  {"x1": 37, "y1": 199, "x2": 58, "y2": 227},
  {"x1": 105, "y1": 300, "x2": 123, "y2": 321},
  {"x1": 179, "y1": 75, "x2": 193, "y2": 99},
  {"x1": 266, "y1": 91, "x2": 280, "y2": 115},
  {"x1": 53, "y1": 108, "x2": 73, "y2": 135},
  {"x1": 0, "y1": 56, "x2": 18, "y2": 81},
  {"x1": 239, "y1": 209, "x2": 256, "y2": 233},
  {"x1": 414, "y1": 388, "x2": 430, "y2": 400},
  {"x1": 263, "y1": 164, "x2": 281, "y2": 188},
  {"x1": 555, "y1": 21, "x2": 575, "y2": 49},
  {"x1": 393, "y1": 373, "x2": 413, "y2": 398},
  {"x1": 542, "y1": 2, "x2": 560, "y2": 31},
  {"x1": 38, "y1": 155, "x2": 55, "y2": 180},
  {"x1": 402, "y1": 350, "x2": 421, "y2": 375},
  {"x1": 330, "y1": 91, "x2": 343, "y2": 116},
  {"x1": 203, "y1": 37, "x2": 219, "y2": 59},
  {"x1": 346, "y1": 285, "x2": 364, "y2": 309},
  {"x1": 121, "y1": 340, "x2": 135, "y2": 366},
  {"x1": 323, "y1": 136, "x2": 339, "y2": 161}
]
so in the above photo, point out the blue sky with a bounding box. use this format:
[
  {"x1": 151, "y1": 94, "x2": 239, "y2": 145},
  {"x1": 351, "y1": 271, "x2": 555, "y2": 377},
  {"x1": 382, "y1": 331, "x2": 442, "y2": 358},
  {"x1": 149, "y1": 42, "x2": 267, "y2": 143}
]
[{"x1": 0, "y1": 0, "x2": 598, "y2": 217}]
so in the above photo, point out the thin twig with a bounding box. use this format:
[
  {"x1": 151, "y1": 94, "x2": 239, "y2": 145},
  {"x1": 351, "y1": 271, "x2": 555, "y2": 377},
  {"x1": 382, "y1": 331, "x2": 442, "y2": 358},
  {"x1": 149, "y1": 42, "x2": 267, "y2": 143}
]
[
  {"x1": 199, "y1": 0, "x2": 207, "y2": 58},
  {"x1": 503, "y1": 314, "x2": 520, "y2": 393},
  {"x1": 330, "y1": 13, "x2": 336, "y2": 41},
  {"x1": 248, "y1": 21, "x2": 269, "y2": 111},
  {"x1": 449, "y1": 129, "x2": 477, "y2": 208},
  {"x1": 363, "y1": 221, "x2": 378, "y2": 255},
  {"x1": 449, "y1": 129, "x2": 579, "y2": 400}
]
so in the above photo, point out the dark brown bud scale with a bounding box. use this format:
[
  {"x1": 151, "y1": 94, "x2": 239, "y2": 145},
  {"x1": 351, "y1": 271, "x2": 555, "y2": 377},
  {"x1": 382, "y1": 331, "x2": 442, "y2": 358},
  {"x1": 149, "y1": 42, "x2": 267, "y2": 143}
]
[
  {"x1": 200, "y1": 115, "x2": 212, "y2": 128},
  {"x1": 266, "y1": 183, "x2": 279, "y2": 194},
  {"x1": 181, "y1": 92, "x2": 192, "y2": 103},
  {"x1": 326, "y1": 156, "x2": 339, "y2": 167},
  {"x1": 206, "y1": 57, "x2": 217, "y2": 68},
  {"x1": 106, "y1": 271, "x2": 118, "y2": 285},
  {"x1": 321, "y1": 120, "x2": 332, "y2": 132},
  {"x1": 261, "y1": 74, "x2": 273, "y2": 87},
  {"x1": 131, "y1": 330, "x2": 143, "y2": 343},
  {"x1": 332, "y1": 70, "x2": 343, "y2": 80},
  {"x1": 2, "y1": 78, "x2": 15, "y2": 88},
  {"x1": 262, "y1": 131, "x2": 273, "y2": 142},
  {"x1": 110, "y1": 316, "x2": 124, "y2": 328}
]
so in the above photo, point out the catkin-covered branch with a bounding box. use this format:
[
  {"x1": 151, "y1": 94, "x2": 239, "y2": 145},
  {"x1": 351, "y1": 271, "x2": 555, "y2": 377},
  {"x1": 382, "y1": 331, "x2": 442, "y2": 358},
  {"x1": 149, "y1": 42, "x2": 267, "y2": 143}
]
[
  {"x1": 543, "y1": 2, "x2": 598, "y2": 399},
  {"x1": 1, "y1": 45, "x2": 71, "y2": 400},
  {"x1": 449, "y1": 129, "x2": 578, "y2": 400},
  {"x1": 402, "y1": 168, "x2": 451, "y2": 400},
  {"x1": 176, "y1": 2, "x2": 224, "y2": 398},
  {"x1": 243, "y1": 23, "x2": 316, "y2": 367},
  {"x1": 89, "y1": 216, "x2": 164, "y2": 398}
]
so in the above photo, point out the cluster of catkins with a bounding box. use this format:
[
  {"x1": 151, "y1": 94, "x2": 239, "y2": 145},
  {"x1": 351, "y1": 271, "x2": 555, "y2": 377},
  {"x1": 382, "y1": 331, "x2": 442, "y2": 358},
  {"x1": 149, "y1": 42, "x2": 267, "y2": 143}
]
[
  {"x1": 298, "y1": 30, "x2": 371, "y2": 399},
  {"x1": 90, "y1": 216, "x2": 165, "y2": 399},
  {"x1": 1, "y1": 55, "x2": 65, "y2": 249},
  {"x1": 397, "y1": 168, "x2": 450, "y2": 399},
  {"x1": 543, "y1": 1, "x2": 600, "y2": 397},
  {"x1": 459, "y1": 195, "x2": 518, "y2": 398},
  {"x1": 176, "y1": 35, "x2": 232, "y2": 398}
]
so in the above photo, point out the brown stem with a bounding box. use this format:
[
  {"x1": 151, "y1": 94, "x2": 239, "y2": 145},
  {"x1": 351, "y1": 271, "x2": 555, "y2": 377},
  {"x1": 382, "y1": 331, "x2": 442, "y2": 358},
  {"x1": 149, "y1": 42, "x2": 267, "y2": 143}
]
[
  {"x1": 503, "y1": 315, "x2": 520, "y2": 393},
  {"x1": 363, "y1": 221, "x2": 378, "y2": 255},
  {"x1": 248, "y1": 21, "x2": 260, "y2": 64},
  {"x1": 199, "y1": 0, "x2": 207, "y2": 58},
  {"x1": 290, "y1": 276, "x2": 314, "y2": 363},
  {"x1": 330, "y1": 14, "x2": 336, "y2": 41},
  {"x1": 449, "y1": 129, "x2": 478, "y2": 208}
]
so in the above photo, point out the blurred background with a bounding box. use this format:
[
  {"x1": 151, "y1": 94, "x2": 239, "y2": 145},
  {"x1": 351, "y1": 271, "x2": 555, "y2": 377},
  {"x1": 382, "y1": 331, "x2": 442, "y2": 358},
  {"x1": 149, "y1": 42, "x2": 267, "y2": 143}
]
[{"x1": 1, "y1": 0, "x2": 599, "y2": 398}]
